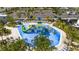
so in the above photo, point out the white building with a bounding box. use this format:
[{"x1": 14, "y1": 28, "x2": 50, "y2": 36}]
[
  {"x1": 76, "y1": 19, "x2": 79, "y2": 25},
  {"x1": 0, "y1": 13, "x2": 7, "y2": 24}
]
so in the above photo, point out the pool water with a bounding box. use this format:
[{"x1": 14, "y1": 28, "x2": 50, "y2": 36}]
[{"x1": 17, "y1": 23, "x2": 60, "y2": 47}]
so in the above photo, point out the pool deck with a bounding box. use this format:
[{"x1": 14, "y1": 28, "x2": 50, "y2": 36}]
[
  {"x1": 0, "y1": 26, "x2": 22, "y2": 40},
  {"x1": 0, "y1": 22, "x2": 67, "y2": 50}
]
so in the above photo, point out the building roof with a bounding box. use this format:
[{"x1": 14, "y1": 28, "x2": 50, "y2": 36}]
[
  {"x1": 60, "y1": 13, "x2": 79, "y2": 19},
  {"x1": 32, "y1": 10, "x2": 58, "y2": 19},
  {"x1": 0, "y1": 13, "x2": 7, "y2": 17}
]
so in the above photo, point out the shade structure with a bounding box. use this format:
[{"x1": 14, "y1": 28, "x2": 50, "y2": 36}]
[{"x1": 37, "y1": 17, "x2": 42, "y2": 20}]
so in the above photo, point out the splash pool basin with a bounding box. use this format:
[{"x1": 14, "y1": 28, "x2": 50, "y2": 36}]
[{"x1": 17, "y1": 23, "x2": 61, "y2": 47}]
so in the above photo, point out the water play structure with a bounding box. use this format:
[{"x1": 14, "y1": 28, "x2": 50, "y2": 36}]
[
  {"x1": 21, "y1": 22, "x2": 44, "y2": 33},
  {"x1": 22, "y1": 25, "x2": 27, "y2": 33},
  {"x1": 18, "y1": 22, "x2": 61, "y2": 47}
]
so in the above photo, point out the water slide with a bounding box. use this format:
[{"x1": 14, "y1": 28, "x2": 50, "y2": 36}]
[
  {"x1": 21, "y1": 22, "x2": 27, "y2": 32},
  {"x1": 21, "y1": 22, "x2": 32, "y2": 33}
]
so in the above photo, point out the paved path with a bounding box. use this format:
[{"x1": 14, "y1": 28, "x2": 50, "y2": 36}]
[{"x1": 0, "y1": 26, "x2": 22, "y2": 40}]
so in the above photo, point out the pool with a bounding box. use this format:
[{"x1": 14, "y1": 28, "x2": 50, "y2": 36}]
[{"x1": 17, "y1": 23, "x2": 61, "y2": 47}]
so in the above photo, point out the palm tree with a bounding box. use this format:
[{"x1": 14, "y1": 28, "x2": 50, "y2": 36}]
[
  {"x1": 34, "y1": 35, "x2": 51, "y2": 51},
  {"x1": 0, "y1": 38, "x2": 27, "y2": 51}
]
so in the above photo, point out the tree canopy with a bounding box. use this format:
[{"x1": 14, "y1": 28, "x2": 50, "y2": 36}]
[{"x1": 34, "y1": 35, "x2": 51, "y2": 51}]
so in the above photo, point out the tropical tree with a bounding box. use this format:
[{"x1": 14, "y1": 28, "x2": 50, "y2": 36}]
[
  {"x1": 8, "y1": 39, "x2": 27, "y2": 51},
  {"x1": 54, "y1": 20, "x2": 79, "y2": 51},
  {"x1": 34, "y1": 35, "x2": 51, "y2": 51},
  {"x1": 7, "y1": 15, "x2": 15, "y2": 22},
  {"x1": 0, "y1": 39, "x2": 27, "y2": 51}
]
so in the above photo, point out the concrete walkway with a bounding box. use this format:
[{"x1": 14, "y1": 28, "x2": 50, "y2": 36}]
[{"x1": 0, "y1": 26, "x2": 22, "y2": 40}]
